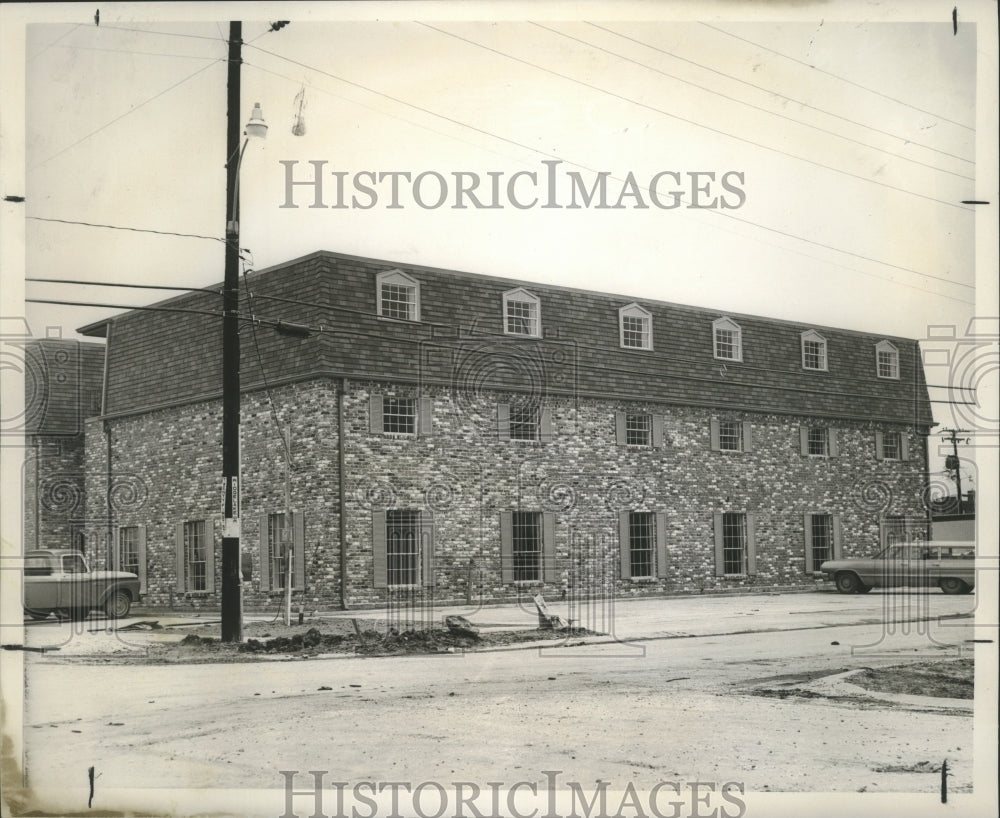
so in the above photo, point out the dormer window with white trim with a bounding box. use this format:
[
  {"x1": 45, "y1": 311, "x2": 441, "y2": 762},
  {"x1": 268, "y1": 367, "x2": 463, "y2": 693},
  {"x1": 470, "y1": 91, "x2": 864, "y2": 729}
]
[
  {"x1": 376, "y1": 270, "x2": 420, "y2": 322},
  {"x1": 618, "y1": 303, "x2": 652, "y2": 350},
  {"x1": 801, "y1": 330, "x2": 828, "y2": 371},
  {"x1": 503, "y1": 288, "x2": 541, "y2": 337},
  {"x1": 875, "y1": 340, "x2": 899, "y2": 379},
  {"x1": 712, "y1": 317, "x2": 742, "y2": 362}
]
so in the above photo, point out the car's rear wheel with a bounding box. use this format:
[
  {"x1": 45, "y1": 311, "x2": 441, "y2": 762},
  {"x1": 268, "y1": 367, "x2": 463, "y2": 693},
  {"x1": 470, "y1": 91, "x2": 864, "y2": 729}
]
[
  {"x1": 940, "y1": 577, "x2": 970, "y2": 595},
  {"x1": 103, "y1": 589, "x2": 131, "y2": 619},
  {"x1": 835, "y1": 572, "x2": 864, "y2": 594}
]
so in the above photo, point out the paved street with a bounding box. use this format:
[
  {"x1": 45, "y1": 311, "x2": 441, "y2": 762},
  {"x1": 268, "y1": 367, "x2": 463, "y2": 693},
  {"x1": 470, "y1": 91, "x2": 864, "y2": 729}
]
[{"x1": 7, "y1": 590, "x2": 989, "y2": 817}]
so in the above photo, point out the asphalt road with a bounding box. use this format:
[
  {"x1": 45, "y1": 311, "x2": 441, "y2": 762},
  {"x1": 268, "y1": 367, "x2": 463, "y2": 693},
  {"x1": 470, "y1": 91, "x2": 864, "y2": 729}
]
[{"x1": 7, "y1": 591, "x2": 990, "y2": 818}]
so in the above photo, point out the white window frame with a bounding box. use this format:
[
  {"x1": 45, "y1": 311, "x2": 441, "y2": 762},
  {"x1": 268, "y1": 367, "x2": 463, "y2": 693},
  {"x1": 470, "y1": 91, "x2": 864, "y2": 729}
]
[
  {"x1": 712, "y1": 317, "x2": 742, "y2": 362},
  {"x1": 502, "y1": 288, "x2": 541, "y2": 337},
  {"x1": 807, "y1": 427, "x2": 829, "y2": 456},
  {"x1": 800, "y1": 330, "x2": 828, "y2": 371},
  {"x1": 718, "y1": 420, "x2": 743, "y2": 452},
  {"x1": 875, "y1": 340, "x2": 899, "y2": 380},
  {"x1": 382, "y1": 396, "x2": 417, "y2": 435},
  {"x1": 376, "y1": 269, "x2": 420, "y2": 322},
  {"x1": 618, "y1": 303, "x2": 653, "y2": 350}
]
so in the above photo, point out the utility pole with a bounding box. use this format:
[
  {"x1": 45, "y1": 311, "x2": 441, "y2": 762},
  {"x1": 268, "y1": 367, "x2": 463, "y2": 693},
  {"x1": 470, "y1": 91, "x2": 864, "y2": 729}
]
[
  {"x1": 940, "y1": 428, "x2": 971, "y2": 515},
  {"x1": 284, "y1": 426, "x2": 292, "y2": 627},
  {"x1": 221, "y1": 20, "x2": 243, "y2": 643}
]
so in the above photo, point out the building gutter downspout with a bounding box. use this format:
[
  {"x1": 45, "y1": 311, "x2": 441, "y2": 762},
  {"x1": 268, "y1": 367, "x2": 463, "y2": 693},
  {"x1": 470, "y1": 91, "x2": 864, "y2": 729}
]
[
  {"x1": 102, "y1": 322, "x2": 114, "y2": 567},
  {"x1": 338, "y1": 376, "x2": 349, "y2": 610}
]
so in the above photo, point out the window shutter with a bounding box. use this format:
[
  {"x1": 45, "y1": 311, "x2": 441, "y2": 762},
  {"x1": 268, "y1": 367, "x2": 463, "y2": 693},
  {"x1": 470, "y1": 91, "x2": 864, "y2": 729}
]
[
  {"x1": 713, "y1": 513, "x2": 725, "y2": 576},
  {"x1": 803, "y1": 514, "x2": 814, "y2": 573},
  {"x1": 497, "y1": 404, "x2": 510, "y2": 441},
  {"x1": 420, "y1": 518, "x2": 435, "y2": 587},
  {"x1": 710, "y1": 419, "x2": 721, "y2": 452},
  {"x1": 652, "y1": 415, "x2": 664, "y2": 448},
  {"x1": 832, "y1": 514, "x2": 843, "y2": 561},
  {"x1": 542, "y1": 512, "x2": 557, "y2": 582},
  {"x1": 900, "y1": 433, "x2": 910, "y2": 461},
  {"x1": 204, "y1": 521, "x2": 216, "y2": 593},
  {"x1": 615, "y1": 412, "x2": 626, "y2": 445},
  {"x1": 655, "y1": 512, "x2": 668, "y2": 579},
  {"x1": 137, "y1": 525, "x2": 147, "y2": 594},
  {"x1": 540, "y1": 407, "x2": 553, "y2": 442},
  {"x1": 292, "y1": 512, "x2": 306, "y2": 590},
  {"x1": 419, "y1": 397, "x2": 433, "y2": 436},
  {"x1": 875, "y1": 430, "x2": 885, "y2": 460},
  {"x1": 259, "y1": 513, "x2": 270, "y2": 591},
  {"x1": 619, "y1": 511, "x2": 631, "y2": 580},
  {"x1": 372, "y1": 510, "x2": 387, "y2": 588},
  {"x1": 175, "y1": 523, "x2": 186, "y2": 592},
  {"x1": 369, "y1": 393, "x2": 383, "y2": 434},
  {"x1": 112, "y1": 530, "x2": 122, "y2": 573},
  {"x1": 878, "y1": 517, "x2": 886, "y2": 550},
  {"x1": 742, "y1": 422, "x2": 753, "y2": 453},
  {"x1": 746, "y1": 513, "x2": 757, "y2": 575},
  {"x1": 500, "y1": 511, "x2": 513, "y2": 583},
  {"x1": 829, "y1": 428, "x2": 839, "y2": 457},
  {"x1": 800, "y1": 427, "x2": 809, "y2": 456}
]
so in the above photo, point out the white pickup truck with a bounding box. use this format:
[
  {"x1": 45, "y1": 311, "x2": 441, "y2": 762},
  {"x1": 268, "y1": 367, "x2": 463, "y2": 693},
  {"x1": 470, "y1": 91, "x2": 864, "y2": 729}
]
[{"x1": 23, "y1": 549, "x2": 140, "y2": 620}]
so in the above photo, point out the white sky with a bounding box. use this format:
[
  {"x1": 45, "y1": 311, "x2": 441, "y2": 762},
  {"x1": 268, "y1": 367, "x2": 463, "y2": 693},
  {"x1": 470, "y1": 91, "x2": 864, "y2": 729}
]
[{"x1": 3, "y1": 0, "x2": 998, "y2": 469}]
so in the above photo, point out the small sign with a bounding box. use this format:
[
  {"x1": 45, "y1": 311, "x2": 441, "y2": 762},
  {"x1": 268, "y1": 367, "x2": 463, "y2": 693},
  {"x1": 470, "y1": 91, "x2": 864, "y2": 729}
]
[{"x1": 221, "y1": 476, "x2": 241, "y2": 519}]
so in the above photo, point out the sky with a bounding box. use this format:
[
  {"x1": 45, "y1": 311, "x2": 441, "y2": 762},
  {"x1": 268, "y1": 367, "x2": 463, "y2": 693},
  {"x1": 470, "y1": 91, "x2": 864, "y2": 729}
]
[{"x1": 3, "y1": 0, "x2": 998, "y2": 482}]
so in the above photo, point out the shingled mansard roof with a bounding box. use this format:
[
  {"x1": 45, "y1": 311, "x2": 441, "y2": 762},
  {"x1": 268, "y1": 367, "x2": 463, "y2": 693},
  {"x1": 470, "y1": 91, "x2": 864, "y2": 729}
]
[
  {"x1": 79, "y1": 250, "x2": 933, "y2": 427},
  {"x1": 22, "y1": 339, "x2": 105, "y2": 436}
]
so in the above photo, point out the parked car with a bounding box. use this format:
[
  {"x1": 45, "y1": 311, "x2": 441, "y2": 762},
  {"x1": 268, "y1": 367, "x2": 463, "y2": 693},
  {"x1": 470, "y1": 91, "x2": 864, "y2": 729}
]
[
  {"x1": 819, "y1": 541, "x2": 976, "y2": 595},
  {"x1": 22, "y1": 549, "x2": 140, "y2": 620}
]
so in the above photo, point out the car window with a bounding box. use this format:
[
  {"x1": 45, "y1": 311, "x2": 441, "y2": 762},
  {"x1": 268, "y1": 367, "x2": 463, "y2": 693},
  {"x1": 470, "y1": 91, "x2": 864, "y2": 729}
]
[
  {"x1": 24, "y1": 557, "x2": 53, "y2": 576},
  {"x1": 62, "y1": 554, "x2": 87, "y2": 573},
  {"x1": 940, "y1": 546, "x2": 975, "y2": 559}
]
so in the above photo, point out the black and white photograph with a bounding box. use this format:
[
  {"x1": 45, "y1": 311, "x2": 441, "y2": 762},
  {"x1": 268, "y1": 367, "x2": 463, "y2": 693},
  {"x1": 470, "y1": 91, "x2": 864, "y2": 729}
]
[{"x1": 1, "y1": 2, "x2": 997, "y2": 817}]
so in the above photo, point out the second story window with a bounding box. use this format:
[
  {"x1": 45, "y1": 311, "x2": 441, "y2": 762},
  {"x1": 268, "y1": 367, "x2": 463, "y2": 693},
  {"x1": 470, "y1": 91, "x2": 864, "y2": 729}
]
[
  {"x1": 619, "y1": 303, "x2": 652, "y2": 350},
  {"x1": 509, "y1": 406, "x2": 540, "y2": 440},
  {"x1": 801, "y1": 330, "x2": 828, "y2": 371},
  {"x1": 503, "y1": 288, "x2": 541, "y2": 337},
  {"x1": 382, "y1": 397, "x2": 416, "y2": 434},
  {"x1": 876, "y1": 340, "x2": 899, "y2": 379},
  {"x1": 710, "y1": 419, "x2": 752, "y2": 453},
  {"x1": 877, "y1": 430, "x2": 909, "y2": 461},
  {"x1": 376, "y1": 270, "x2": 420, "y2": 321},
  {"x1": 712, "y1": 317, "x2": 742, "y2": 361}
]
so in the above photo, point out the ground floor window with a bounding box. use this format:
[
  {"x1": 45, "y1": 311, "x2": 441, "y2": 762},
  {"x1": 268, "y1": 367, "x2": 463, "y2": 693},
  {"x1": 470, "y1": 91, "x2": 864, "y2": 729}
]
[
  {"x1": 184, "y1": 520, "x2": 207, "y2": 591},
  {"x1": 268, "y1": 512, "x2": 288, "y2": 590},
  {"x1": 512, "y1": 511, "x2": 542, "y2": 581},
  {"x1": 714, "y1": 512, "x2": 755, "y2": 577},
  {"x1": 386, "y1": 510, "x2": 421, "y2": 586},
  {"x1": 118, "y1": 526, "x2": 139, "y2": 575},
  {"x1": 628, "y1": 512, "x2": 654, "y2": 577}
]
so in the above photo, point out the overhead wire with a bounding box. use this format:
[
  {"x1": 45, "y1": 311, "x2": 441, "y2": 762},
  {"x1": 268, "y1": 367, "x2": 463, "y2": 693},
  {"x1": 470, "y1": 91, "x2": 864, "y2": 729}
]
[
  {"x1": 545, "y1": 23, "x2": 973, "y2": 178},
  {"x1": 418, "y1": 23, "x2": 971, "y2": 212},
  {"x1": 701, "y1": 23, "x2": 975, "y2": 132},
  {"x1": 244, "y1": 41, "x2": 973, "y2": 301},
  {"x1": 27, "y1": 216, "x2": 225, "y2": 243},
  {"x1": 587, "y1": 23, "x2": 974, "y2": 167},
  {"x1": 29, "y1": 58, "x2": 223, "y2": 171}
]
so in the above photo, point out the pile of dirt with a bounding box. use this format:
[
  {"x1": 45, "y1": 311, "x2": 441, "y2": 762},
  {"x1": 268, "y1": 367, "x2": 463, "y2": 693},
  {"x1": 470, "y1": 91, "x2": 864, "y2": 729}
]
[
  {"x1": 236, "y1": 625, "x2": 601, "y2": 656},
  {"x1": 850, "y1": 659, "x2": 973, "y2": 700}
]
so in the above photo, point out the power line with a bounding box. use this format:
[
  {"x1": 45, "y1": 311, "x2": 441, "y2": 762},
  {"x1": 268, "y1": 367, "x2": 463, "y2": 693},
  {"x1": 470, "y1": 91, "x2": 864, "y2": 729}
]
[
  {"x1": 97, "y1": 24, "x2": 226, "y2": 43},
  {"x1": 29, "y1": 59, "x2": 222, "y2": 171},
  {"x1": 245, "y1": 40, "x2": 973, "y2": 302},
  {"x1": 50, "y1": 43, "x2": 221, "y2": 60},
  {"x1": 27, "y1": 277, "x2": 222, "y2": 294},
  {"x1": 419, "y1": 23, "x2": 972, "y2": 212},
  {"x1": 27, "y1": 216, "x2": 225, "y2": 243},
  {"x1": 701, "y1": 23, "x2": 975, "y2": 132},
  {"x1": 26, "y1": 298, "x2": 221, "y2": 318},
  {"x1": 583, "y1": 22, "x2": 975, "y2": 170}
]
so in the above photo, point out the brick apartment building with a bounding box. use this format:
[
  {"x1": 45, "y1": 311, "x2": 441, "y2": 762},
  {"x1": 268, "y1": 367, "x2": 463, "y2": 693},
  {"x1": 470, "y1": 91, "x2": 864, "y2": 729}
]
[{"x1": 32, "y1": 250, "x2": 934, "y2": 610}]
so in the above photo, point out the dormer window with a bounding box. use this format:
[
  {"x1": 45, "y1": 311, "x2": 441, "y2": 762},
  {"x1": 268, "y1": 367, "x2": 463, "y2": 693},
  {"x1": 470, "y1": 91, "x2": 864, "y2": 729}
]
[
  {"x1": 619, "y1": 303, "x2": 652, "y2": 350},
  {"x1": 376, "y1": 270, "x2": 420, "y2": 321},
  {"x1": 503, "y1": 288, "x2": 540, "y2": 337},
  {"x1": 712, "y1": 317, "x2": 742, "y2": 362},
  {"x1": 875, "y1": 340, "x2": 899, "y2": 379},
  {"x1": 801, "y1": 330, "x2": 828, "y2": 371}
]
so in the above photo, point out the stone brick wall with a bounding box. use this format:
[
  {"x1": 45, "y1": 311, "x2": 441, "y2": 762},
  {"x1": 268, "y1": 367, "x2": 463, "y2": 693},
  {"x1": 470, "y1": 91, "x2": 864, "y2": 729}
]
[
  {"x1": 87, "y1": 375, "x2": 928, "y2": 611},
  {"x1": 22, "y1": 435, "x2": 88, "y2": 551}
]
